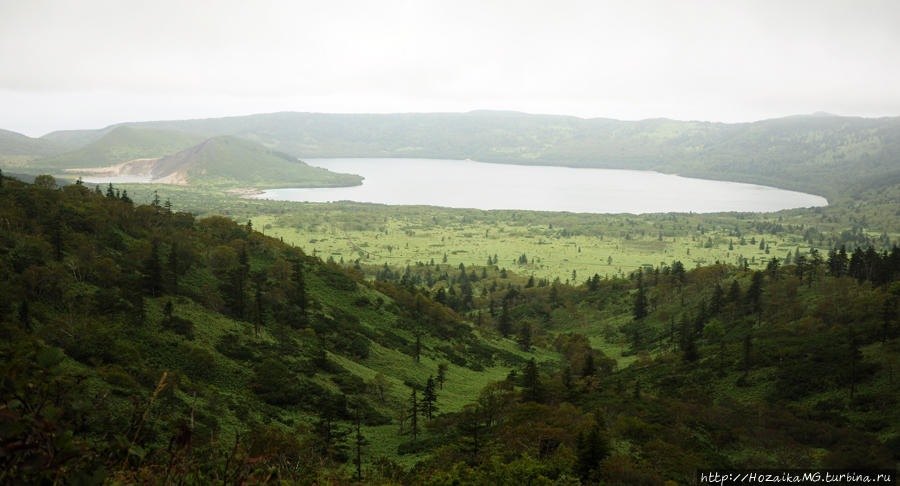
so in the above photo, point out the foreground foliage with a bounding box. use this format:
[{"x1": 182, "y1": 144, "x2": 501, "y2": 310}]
[{"x1": 1, "y1": 174, "x2": 898, "y2": 484}]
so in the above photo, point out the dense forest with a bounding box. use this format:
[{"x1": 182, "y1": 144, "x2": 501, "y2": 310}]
[{"x1": 2, "y1": 172, "x2": 898, "y2": 484}]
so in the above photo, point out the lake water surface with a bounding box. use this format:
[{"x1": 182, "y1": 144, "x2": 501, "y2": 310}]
[{"x1": 253, "y1": 158, "x2": 827, "y2": 214}]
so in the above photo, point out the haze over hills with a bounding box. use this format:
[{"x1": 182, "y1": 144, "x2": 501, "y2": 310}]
[
  {"x1": 34, "y1": 126, "x2": 205, "y2": 171},
  {"x1": 8, "y1": 127, "x2": 361, "y2": 189},
  {"x1": 0, "y1": 128, "x2": 71, "y2": 168},
  {"x1": 149, "y1": 135, "x2": 363, "y2": 188},
  {"x1": 2, "y1": 110, "x2": 899, "y2": 199},
  {"x1": 24, "y1": 110, "x2": 900, "y2": 201}
]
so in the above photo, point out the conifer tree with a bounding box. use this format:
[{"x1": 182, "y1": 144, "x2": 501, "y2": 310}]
[
  {"x1": 681, "y1": 313, "x2": 699, "y2": 362},
  {"x1": 252, "y1": 271, "x2": 266, "y2": 337},
  {"x1": 727, "y1": 280, "x2": 742, "y2": 304},
  {"x1": 498, "y1": 300, "x2": 512, "y2": 338},
  {"x1": 352, "y1": 402, "x2": 368, "y2": 482},
  {"x1": 436, "y1": 363, "x2": 447, "y2": 390},
  {"x1": 144, "y1": 241, "x2": 163, "y2": 297},
  {"x1": 167, "y1": 243, "x2": 179, "y2": 293},
  {"x1": 312, "y1": 402, "x2": 349, "y2": 462},
  {"x1": 795, "y1": 254, "x2": 808, "y2": 281},
  {"x1": 422, "y1": 376, "x2": 438, "y2": 419},
  {"x1": 51, "y1": 212, "x2": 64, "y2": 261},
  {"x1": 290, "y1": 259, "x2": 307, "y2": 311},
  {"x1": 518, "y1": 322, "x2": 532, "y2": 351},
  {"x1": 232, "y1": 245, "x2": 250, "y2": 318},
  {"x1": 163, "y1": 299, "x2": 174, "y2": 325},
  {"x1": 408, "y1": 385, "x2": 419, "y2": 441},
  {"x1": 582, "y1": 353, "x2": 595, "y2": 378},
  {"x1": 18, "y1": 300, "x2": 30, "y2": 331},
  {"x1": 633, "y1": 272, "x2": 648, "y2": 321},
  {"x1": 522, "y1": 358, "x2": 542, "y2": 403},
  {"x1": 576, "y1": 423, "x2": 609, "y2": 482},
  {"x1": 457, "y1": 405, "x2": 482, "y2": 460},
  {"x1": 746, "y1": 271, "x2": 764, "y2": 319},
  {"x1": 710, "y1": 283, "x2": 724, "y2": 315}
]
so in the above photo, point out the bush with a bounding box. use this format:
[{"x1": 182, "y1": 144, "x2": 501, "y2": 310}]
[
  {"x1": 216, "y1": 333, "x2": 254, "y2": 361},
  {"x1": 317, "y1": 265, "x2": 357, "y2": 291},
  {"x1": 163, "y1": 316, "x2": 194, "y2": 339},
  {"x1": 332, "y1": 372, "x2": 366, "y2": 395},
  {"x1": 181, "y1": 346, "x2": 216, "y2": 380}
]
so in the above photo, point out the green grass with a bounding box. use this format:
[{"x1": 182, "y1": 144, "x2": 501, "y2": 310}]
[{"x1": 251, "y1": 207, "x2": 899, "y2": 286}]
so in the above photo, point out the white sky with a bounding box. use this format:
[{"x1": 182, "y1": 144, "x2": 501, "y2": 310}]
[{"x1": 2, "y1": 0, "x2": 899, "y2": 137}]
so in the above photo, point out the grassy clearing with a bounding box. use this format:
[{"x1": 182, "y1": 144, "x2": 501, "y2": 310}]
[{"x1": 251, "y1": 207, "x2": 893, "y2": 287}]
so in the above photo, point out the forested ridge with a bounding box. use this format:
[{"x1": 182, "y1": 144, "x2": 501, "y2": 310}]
[
  {"x1": 72, "y1": 112, "x2": 900, "y2": 200},
  {"x1": 5, "y1": 111, "x2": 900, "y2": 200},
  {"x1": 1, "y1": 173, "x2": 898, "y2": 484}
]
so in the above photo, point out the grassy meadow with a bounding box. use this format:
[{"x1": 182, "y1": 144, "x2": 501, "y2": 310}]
[{"x1": 250, "y1": 206, "x2": 868, "y2": 284}]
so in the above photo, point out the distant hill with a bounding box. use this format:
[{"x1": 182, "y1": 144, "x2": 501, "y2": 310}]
[
  {"x1": 17, "y1": 110, "x2": 900, "y2": 199},
  {"x1": 0, "y1": 129, "x2": 70, "y2": 168},
  {"x1": 0, "y1": 128, "x2": 68, "y2": 156},
  {"x1": 39, "y1": 127, "x2": 110, "y2": 150},
  {"x1": 34, "y1": 126, "x2": 205, "y2": 170},
  {"x1": 150, "y1": 135, "x2": 363, "y2": 187}
]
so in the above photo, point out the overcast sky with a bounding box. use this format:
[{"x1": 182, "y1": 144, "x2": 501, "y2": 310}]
[{"x1": 2, "y1": 0, "x2": 899, "y2": 136}]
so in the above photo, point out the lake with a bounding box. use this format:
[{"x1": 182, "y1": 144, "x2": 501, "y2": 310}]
[{"x1": 252, "y1": 158, "x2": 828, "y2": 214}]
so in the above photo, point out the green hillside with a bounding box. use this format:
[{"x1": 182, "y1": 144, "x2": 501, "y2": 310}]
[
  {"x1": 0, "y1": 128, "x2": 69, "y2": 168},
  {"x1": 2, "y1": 173, "x2": 898, "y2": 484},
  {"x1": 0, "y1": 174, "x2": 548, "y2": 483},
  {"x1": 40, "y1": 127, "x2": 109, "y2": 150},
  {"x1": 34, "y1": 126, "x2": 205, "y2": 170},
  {"x1": 152, "y1": 135, "x2": 363, "y2": 188}
]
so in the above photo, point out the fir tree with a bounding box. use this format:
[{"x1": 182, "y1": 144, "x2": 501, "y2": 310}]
[
  {"x1": 436, "y1": 363, "x2": 447, "y2": 390},
  {"x1": 582, "y1": 353, "x2": 596, "y2": 378},
  {"x1": 167, "y1": 243, "x2": 179, "y2": 293},
  {"x1": 633, "y1": 272, "x2": 648, "y2": 321},
  {"x1": 681, "y1": 313, "x2": 699, "y2": 362},
  {"x1": 575, "y1": 423, "x2": 609, "y2": 482},
  {"x1": 522, "y1": 358, "x2": 542, "y2": 403},
  {"x1": 144, "y1": 241, "x2": 163, "y2": 297},
  {"x1": 352, "y1": 402, "x2": 368, "y2": 482},
  {"x1": 498, "y1": 300, "x2": 512, "y2": 338},
  {"x1": 727, "y1": 280, "x2": 742, "y2": 304},
  {"x1": 457, "y1": 405, "x2": 482, "y2": 460},
  {"x1": 710, "y1": 283, "x2": 724, "y2": 315},
  {"x1": 312, "y1": 401, "x2": 349, "y2": 462},
  {"x1": 252, "y1": 271, "x2": 266, "y2": 337},
  {"x1": 746, "y1": 271, "x2": 764, "y2": 318},
  {"x1": 290, "y1": 259, "x2": 307, "y2": 311},
  {"x1": 517, "y1": 322, "x2": 532, "y2": 351},
  {"x1": 422, "y1": 376, "x2": 438, "y2": 420},
  {"x1": 18, "y1": 300, "x2": 30, "y2": 331},
  {"x1": 163, "y1": 299, "x2": 174, "y2": 325},
  {"x1": 51, "y1": 212, "x2": 64, "y2": 261},
  {"x1": 408, "y1": 385, "x2": 420, "y2": 441}
]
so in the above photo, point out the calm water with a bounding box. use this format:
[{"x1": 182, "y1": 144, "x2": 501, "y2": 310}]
[{"x1": 252, "y1": 158, "x2": 827, "y2": 214}]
